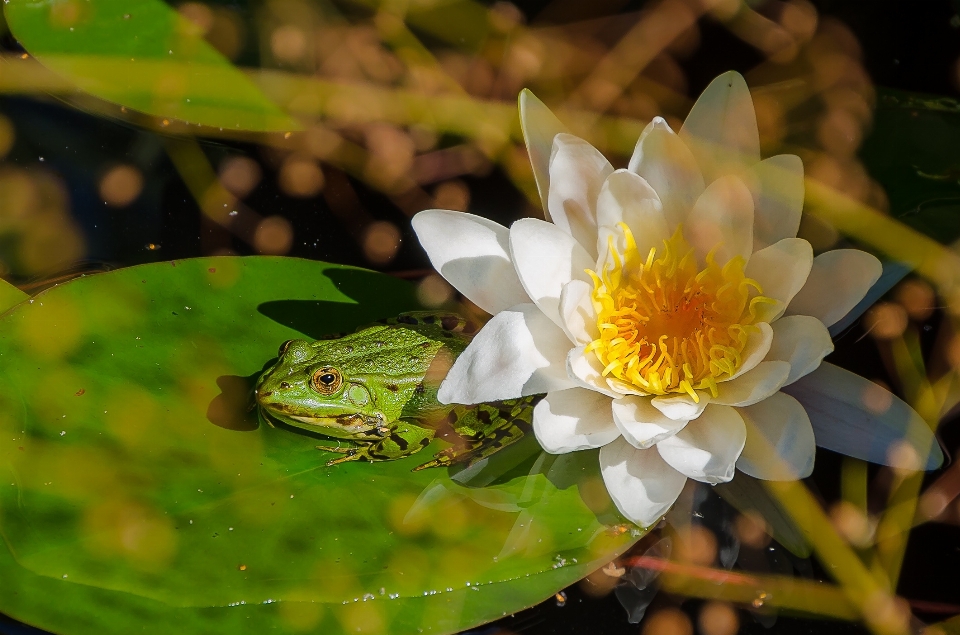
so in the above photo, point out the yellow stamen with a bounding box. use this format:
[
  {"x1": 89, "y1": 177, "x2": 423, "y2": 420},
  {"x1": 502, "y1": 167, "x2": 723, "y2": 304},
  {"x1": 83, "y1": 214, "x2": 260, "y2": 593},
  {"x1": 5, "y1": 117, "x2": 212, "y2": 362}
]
[{"x1": 586, "y1": 224, "x2": 773, "y2": 398}]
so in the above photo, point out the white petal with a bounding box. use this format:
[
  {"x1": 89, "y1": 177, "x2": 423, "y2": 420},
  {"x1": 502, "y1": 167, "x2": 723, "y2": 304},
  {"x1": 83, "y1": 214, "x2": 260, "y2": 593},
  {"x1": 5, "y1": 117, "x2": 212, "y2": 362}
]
[
  {"x1": 412, "y1": 210, "x2": 528, "y2": 315},
  {"x1": 713, "y1": 361, "x2": 790, "y2": 407},
  {"x1": 678, "y1": 71, "x2": 761, "y2": 183},
  {"x1": 745, "y1": 238, "x2": 813, "y2": 316},
  {"x1": 782, "y1": 362, "x2": 943, "y2": 470},
  {"x1": 547, "y1": 134, "x2": 613, "y2": 257},
  {"x1": 600, "y1": 437, "x2": 687, "y2": 527},
  {"x1": 651, "y1": 393, "x2": 709, "y2": 421},
  {"x1": 684, "y1": 175, "x2": 754, "y2": 266},
  {"x1": 566, "y1": 346, "x2": 623, "y2": 399},
  {"x1": 764, "y1": 316, "x2": 834, "y2": 385},
  {"x1": 737, "y1": 392, "x2": 816, "y2": 480},
  {"x1": 749, "y1": 155, "x2": 804, "y2": 249},
  {"x1": 509, "y1": 218, "x2": 594, "y2": 329},
  {"x1": 438, "y1": 303, "x2": 575, "y2": 404},
  {"x1": 786, "y1": 249, "x2": 882, "y2": 327},
  {"x1": 613, "y1": 395, "x2": 689, "y2": 449},
  {"x1": 558, "y1": 279, "x2": 598, "y2": 345},
  {"x1": 595, "y1": 169, "x2": 669, "y2": 261},
  {"x1": 520, "y1": 89, "x2": 568, "y2": 219},
  {"x1": 657, "y1": 405, "x2": 746, "y2": 484},
  {"x1": 628, "y1": 118, "x2": 705, "y2": 230},
  {"x1": 729, "y1": 322, "x2": 774, "y2": 380},
  {"x1": 533, "y1": 388, "x2": 620, "y2": 453}
]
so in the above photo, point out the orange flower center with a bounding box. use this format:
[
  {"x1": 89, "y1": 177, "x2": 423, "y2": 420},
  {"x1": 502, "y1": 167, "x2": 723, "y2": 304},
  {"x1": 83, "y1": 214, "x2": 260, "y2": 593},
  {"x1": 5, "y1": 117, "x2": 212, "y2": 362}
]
[{"x1": 586, "y1": 224, "x2": 774, "y2": 400}]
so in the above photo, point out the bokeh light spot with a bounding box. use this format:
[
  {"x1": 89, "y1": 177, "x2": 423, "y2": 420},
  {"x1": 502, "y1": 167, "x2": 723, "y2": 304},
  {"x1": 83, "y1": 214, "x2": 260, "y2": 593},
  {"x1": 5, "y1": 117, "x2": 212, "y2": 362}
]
[
  {"x1": 99, "y1": 164, "x2": 144, "y2": 207},
  {"x1": 829, "y1": 501, "x2": 873, "y2": 547},
  {"x1": 734, "y1": 511, "x2": 771, "y2": 549},
  {"x1": 271, "y1": 25, "x2": 308, "y2": 64},
  {"x1": 254, "y1": 216, "x2": 294, "y2": 255},
  {"x1": 177, "y1": 2, "x2": 213, "y2": 35},
  {"x1": 895, "y1": 279, "x2": 935, "y2": 321},
  {"x1": 698, "y1": 601, "x2": 739, "y2": 635},
  {"x1": 416, "y1": 274, "x2": 454, "y2": 308},
  {"x1": 865, "y1": 302, "x2": 908, "y2": 340},
  {"x1": 643, "y1": 608, "x2": 693, "y2": 635},
  {"x1": 860, "y1": 379, "x2": 893, "y2": 415},
  {"x1": 675, "y1": 525, "x2": 717, "y2": 566},
  {"x1": 279, "y1": 155, "x2": 325, "y2": 198},
  {"x1": 433, "y1": 180, "x2": 470, "y2": 211},
  {"x1": 362, "y1": 221, "x2": 401, "y2": 265},
  {"x1": 219, "y1": 156, "x2": 262, "y2": 198}
]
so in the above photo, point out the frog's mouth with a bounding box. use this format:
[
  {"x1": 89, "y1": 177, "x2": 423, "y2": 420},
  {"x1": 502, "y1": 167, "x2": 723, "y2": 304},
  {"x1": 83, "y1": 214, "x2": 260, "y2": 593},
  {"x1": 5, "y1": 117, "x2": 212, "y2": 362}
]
[{"x1": 258, "y1": 405, "x2": 385, "y2": 437}]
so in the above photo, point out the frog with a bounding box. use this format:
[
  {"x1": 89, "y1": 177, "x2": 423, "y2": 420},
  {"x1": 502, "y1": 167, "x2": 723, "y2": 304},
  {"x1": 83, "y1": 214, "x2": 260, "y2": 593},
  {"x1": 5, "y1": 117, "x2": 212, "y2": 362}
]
[{"x1": 254, "y1": 312, "x2": 537, "y2": 471}]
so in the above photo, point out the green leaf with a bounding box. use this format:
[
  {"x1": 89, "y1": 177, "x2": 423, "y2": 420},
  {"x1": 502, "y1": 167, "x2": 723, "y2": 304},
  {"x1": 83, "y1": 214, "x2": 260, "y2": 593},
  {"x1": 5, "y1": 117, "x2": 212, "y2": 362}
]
[
  {"x1": 861, "y1": 88, "x2": 960, "y2": 243},
  {"x1": 0, "y1": 278, "x2": 27, "y2": 313},
  {"x1": 0, "y1": 257, "x2": 639, "y2": 635},
  {"x1": 4, "y1": 0, "x2": 298, "y2": 132}
]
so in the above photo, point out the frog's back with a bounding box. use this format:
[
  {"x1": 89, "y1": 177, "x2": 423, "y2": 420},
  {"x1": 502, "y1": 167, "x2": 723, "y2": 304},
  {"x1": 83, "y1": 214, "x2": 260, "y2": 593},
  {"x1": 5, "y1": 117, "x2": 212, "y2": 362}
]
[{"x1": 311, "y1": 312, "x2": 472, "y2": 417}]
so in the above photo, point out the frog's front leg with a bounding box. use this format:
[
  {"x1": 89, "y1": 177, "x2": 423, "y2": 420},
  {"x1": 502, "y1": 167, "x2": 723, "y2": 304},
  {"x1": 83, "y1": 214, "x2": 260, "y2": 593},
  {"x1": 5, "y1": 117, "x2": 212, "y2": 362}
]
[{"x1": 318, "y1": 423, "x2": 435, "y2": 466}]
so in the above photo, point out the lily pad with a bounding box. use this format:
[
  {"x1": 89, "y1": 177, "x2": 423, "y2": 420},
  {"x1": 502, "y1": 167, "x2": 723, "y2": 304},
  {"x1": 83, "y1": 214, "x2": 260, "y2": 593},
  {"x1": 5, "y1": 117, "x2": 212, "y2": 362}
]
[
  {"x1": 0, "y1": 257, "x2": 639, "y2": 635},
  {"x1": 4, "y1": 0, "x2": 297, "y2": 132},
  {"x1": 0, "y1": 278, "x2": 28, "y2": 314}
]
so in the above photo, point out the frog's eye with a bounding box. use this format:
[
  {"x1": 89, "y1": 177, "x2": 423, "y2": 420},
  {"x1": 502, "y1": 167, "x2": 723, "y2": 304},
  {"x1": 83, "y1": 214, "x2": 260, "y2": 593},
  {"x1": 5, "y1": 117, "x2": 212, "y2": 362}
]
[
  {"x1": 278, "y1": 340, "x2": 294, "y2": 357},
  {"x1": 312, "y1": 367, "x2": 342, "y2": 395}
]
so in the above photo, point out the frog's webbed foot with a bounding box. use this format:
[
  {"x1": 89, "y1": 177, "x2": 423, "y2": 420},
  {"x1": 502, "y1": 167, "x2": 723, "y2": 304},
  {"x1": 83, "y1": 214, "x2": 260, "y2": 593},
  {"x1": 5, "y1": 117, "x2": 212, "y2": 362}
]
[{"x1": 317, "y1": 443, "x2": 368, "y2": 467}]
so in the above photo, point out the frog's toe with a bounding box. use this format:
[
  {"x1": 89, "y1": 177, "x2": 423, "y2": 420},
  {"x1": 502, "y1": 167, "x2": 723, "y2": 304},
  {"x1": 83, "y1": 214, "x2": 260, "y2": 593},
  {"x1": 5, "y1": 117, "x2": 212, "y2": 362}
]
[
  {"x1": 412, "y1": 448, "x2": 457, "y2": 471},
  {"x1": 324, "y1": 452, "x2": 366, "y2": 467},
  {"x1": 411, "y1": 456, "x2": 449, "y2": 472}
]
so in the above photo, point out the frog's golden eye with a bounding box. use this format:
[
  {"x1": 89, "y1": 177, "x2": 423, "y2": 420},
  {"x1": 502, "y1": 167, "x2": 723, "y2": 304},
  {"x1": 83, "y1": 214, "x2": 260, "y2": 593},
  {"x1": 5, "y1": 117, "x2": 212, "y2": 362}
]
[
  {"x1": 278, "y1": 340, "x2": 294, "y2": 357},
  {"x1": 312, "y1": 367, "x2": 342, "y2": 395}
]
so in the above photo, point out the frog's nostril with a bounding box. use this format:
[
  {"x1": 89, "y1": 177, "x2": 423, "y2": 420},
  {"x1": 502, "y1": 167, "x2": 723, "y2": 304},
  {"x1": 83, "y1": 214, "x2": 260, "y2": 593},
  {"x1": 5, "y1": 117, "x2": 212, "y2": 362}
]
[
  {"x1": 259, "y1": 390, "x2": 273, "y2": 398},
  {"x1": 280, "y1": 382, "x2": 291, "y2": 389}
]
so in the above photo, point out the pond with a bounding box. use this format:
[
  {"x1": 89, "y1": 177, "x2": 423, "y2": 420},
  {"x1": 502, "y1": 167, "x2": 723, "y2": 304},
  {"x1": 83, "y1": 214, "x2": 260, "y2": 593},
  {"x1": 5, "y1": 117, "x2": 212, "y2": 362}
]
[{"x1": 0, "y1": 1, "x2": 958, "y2": 635}]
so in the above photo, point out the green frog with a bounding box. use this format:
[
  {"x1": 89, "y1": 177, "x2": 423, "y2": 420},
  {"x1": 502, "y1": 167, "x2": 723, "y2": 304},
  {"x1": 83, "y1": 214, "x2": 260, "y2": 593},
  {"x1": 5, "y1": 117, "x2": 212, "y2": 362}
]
[{"x1": 255, "y1": 312, "x2": 535, "y2": 471}]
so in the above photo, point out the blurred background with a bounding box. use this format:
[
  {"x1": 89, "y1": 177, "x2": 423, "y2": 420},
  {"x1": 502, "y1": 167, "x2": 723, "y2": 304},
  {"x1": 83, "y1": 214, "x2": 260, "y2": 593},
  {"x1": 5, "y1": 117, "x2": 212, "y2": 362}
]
[{"x1": 1, "y1": 1, "x2": 960, "y2": 634}]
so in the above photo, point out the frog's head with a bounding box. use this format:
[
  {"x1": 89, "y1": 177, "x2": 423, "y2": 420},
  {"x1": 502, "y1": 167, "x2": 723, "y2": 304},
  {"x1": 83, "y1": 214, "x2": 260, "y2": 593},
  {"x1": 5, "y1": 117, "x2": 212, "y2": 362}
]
[{"x1": 255, "y1": 338, "x2": 385, "y2": 439}]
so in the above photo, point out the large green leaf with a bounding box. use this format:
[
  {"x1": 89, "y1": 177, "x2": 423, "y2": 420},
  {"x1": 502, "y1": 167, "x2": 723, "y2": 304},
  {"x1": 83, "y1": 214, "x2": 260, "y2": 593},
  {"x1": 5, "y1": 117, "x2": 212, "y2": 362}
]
[
  {"x1": 0, "y1": 257, "x2": 639, "y2": 635},
  {"x1": 0, "y1": 278, "x2": 27, "y2": 314},
  {"x1": 3, "y1": 0, "x2": 297, "y2": 132}
]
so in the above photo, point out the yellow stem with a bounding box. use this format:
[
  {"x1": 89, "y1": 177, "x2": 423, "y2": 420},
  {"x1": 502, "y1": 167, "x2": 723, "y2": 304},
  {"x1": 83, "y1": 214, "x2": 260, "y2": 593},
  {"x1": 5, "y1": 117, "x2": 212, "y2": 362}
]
[
  {"x1": 872, "y1": 332, "x2": 941, "y2": 588},
  {"x1": 763, "y1": 478, "x2": 908, "y2": 635},
  {"x1": 653, "y1": 559, "x2": 858, "y2": 619},
  {"x1": 804, "y1": 179, "x2": 960, "y2": 300}
]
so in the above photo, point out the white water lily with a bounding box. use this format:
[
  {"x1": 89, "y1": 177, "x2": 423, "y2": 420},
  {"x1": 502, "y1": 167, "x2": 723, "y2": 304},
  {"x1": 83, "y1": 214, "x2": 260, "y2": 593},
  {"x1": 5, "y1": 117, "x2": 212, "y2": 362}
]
[{"x1": 412, "y1": 72, "x2": 942, "y2": 527}]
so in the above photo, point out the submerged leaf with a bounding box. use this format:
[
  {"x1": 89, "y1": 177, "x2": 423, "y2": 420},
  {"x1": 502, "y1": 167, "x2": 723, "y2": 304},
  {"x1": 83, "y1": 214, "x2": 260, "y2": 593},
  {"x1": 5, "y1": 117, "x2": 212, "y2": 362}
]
[
  {"x1": 5, "y1": 0, "x2": 297, "y2": 131},
  {"x1": 783, "y1": 362, "x2": 942, "y2": 470}
]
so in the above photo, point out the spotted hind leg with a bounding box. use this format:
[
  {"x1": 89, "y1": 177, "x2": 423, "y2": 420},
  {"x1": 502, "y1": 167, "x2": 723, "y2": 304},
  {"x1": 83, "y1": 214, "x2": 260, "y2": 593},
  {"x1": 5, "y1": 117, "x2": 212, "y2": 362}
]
[
  {"x1": 318, "y1": 424, "x2": 435, "y2": 466},
  {"x1": 412, "y1": 397, "x2": 537, "y2": 471}
]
